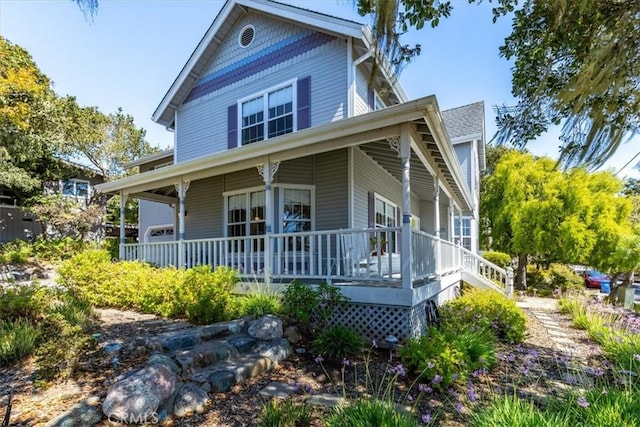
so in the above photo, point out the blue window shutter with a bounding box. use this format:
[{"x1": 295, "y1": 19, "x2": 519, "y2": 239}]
[
  {"x1": 297, "y1": 76, "x2": 311, "y2": 130},
  {"x1": 368, "y1": 89, "x2": 375, "y2": 111},
  {"x1": 228, "y1": 104, "x2": 238, "y2": 149}
]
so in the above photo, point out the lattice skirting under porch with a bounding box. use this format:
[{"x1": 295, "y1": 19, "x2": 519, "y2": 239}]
[{"x1": 328, "y1": 300, "x2": 440, "y2": 345}]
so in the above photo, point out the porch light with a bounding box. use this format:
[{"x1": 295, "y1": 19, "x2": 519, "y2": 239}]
[{"x1": 385, "y1": 334, "x2": 398, "y2": 362}]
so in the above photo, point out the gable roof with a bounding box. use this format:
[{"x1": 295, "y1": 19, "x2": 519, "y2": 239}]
[
  {"x1": 442, "y1": 101, "x2": 484, "y2": 140},
  {"x1": 152, "y1": 0, "x2": 406, "y2": 128}
]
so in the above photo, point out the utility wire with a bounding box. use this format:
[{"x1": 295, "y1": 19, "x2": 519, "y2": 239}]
[{"x1": 615, "y1": 150, "x2": 640, "y2": 176}]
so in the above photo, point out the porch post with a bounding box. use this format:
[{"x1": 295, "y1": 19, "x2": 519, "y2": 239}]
[
  {"x1": 119, "y1": 191, "x2": 128, "y2": 259},
  {"x1": 399, "y1": 125, "x2": 412, "y2": 290},
  {"x1": 458, "y1": 209, "x2": 464, "y2": 247},
  {"x1": 176, "y1": 179, "x2": 190, "y2": 268},
  {"x1": 258, "y1": 161, "x2": 279, "y2": 285},
  {"x1": 434, "y1": 177, "x2": 441, "y2": 276}
]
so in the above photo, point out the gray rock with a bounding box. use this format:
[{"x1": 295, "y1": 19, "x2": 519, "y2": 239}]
[
  {"x1": 248, "y1": 315, "x2": 283, "y2": 340},
  {"x1": 174, "y1": 383, "x2": 210, "y2": 417},
  {"x1": 161, "y1": 330, "x2": 200, "y2": 351},
  {"x1": 102, "y1": 362, "x2": 177, "y2": 422},
  {"x1": 103, "y1": 342, "x2": 123, "y2": 354},
  {"x1": 209, "y1": 370, "x2": 236, "y2": 392},
  {"x1": 284, "y1": 325, "x2": 302, "y2": 344},
  {"x1": 46, "y1": 403, "x2": 102, "y2": 427},
  {"x1": 258, "y1": 381, "x2": 297, "y2": 399},
  {"x1": 228, "y1": 335, "x2": 257, "y2": 353},
  {"x1": 146, "y1": 353, "x2": 181, "y2": 374},
  {"x1": 261, "y1": 338, "x2": 291, "y2": 363}
]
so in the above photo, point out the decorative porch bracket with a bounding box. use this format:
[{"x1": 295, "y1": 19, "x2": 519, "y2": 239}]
[
  {"x1": 119, "y1": 191, "x2": 128, "y2": 259},
  {"x1": 257, "y1": 161, "x2": 280, "y2": 284},
  {"x1": 175, "y1": 179, "x2": 190, "y2": 267}
]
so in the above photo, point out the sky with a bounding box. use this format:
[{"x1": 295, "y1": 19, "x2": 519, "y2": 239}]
[{"x1": 1, "y1": 0, "x2": 638, "y2": 179}]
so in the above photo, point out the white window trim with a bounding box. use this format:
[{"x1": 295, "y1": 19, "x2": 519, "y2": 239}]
[
  {"x1": 223, "y1": 184, "x2": 315, "y2": 237},
  {"x1": 61, "y1": 178, "x2": 91, "y2": 200},
  {"x1": 373, "y1": 192, "x2": 397, "y2": 227},
  {"x1": 223, "y1": 185, "x2": 266, "y2": 238},
  {"x1": 144, "y1": 224, "x2": 175, "y2": 243},
  {"x1": 279, "y1": 184, "x2": 316, "y2": 233},
  {"x1": 237, "y1": 78, "x2": 298, "y2": 147}
]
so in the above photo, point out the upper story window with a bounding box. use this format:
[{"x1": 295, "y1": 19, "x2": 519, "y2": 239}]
[
  {"x1": 239, "y1": 81, "x2": 295, "y2": 146},
  {"x1": 62, "y1": 179, "x2": 90, "y2": 201}
]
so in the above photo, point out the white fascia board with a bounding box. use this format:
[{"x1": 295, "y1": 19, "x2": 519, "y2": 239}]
[
  {"x1": 152, "y1": 0, "x2": 365, "y2": 126},
  {"x1": 450, "y1": 134, "x2": 483, "y2": 145},
  {"x1": 243, "y1": 0, "x2": 363, "y2": 38},
  {"x1": 424, "y1": 104, "x2": 474, "y2": 211},
  {"x1": 96, "y1": 96, "x2": 437, "y2": 195}
]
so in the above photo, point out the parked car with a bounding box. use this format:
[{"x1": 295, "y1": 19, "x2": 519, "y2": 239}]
[
  {"x1": 629, "y1": 283, "x2": 640, "y2": 303},
  {"x1": 582, "y1": 270, "x2": 610, "y2": 289}
]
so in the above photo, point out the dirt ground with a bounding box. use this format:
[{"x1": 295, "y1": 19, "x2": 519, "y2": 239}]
[{"x1": 1, "y1": 298, "x2": 606, "y2": 426}]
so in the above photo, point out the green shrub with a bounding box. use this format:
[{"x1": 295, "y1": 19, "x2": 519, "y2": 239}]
[
  {"x1": 258, "y1": 399, "x2": 312, "y2": 427},
  {"x1": 469, "y1": 394, "x2": 554, "y2": 427},
  {"x1": 174, "y1": 265, "x2": 238, "y2": 324},
  {"x1": 0, "y1": 285, "x2": 49, "y2": 321},
  {"x1": 440, "y1": 288, "x2": 526, "y2": 343},
  {"x1": 34, "y1": 312, "x2": 96, "y2": 382},
  {"x1": 58, "y1": 249, "x2": 113, "y2": 301},
  {"x1": 0, "y1": 318, "x2": 39, "y2": 366},
  {"x1": 483, "y1": 251, "x2": 511, "y2": 268},
  {"x1": 240, "y1": 293, "x2": 282, "y2": 317},
  {"x1": 0, "y1": 240, "x2": 32, "y2": 264},
  {"x1": 326, "y1": 399, "x2": 419, "y2": 427},
  {"x1": 282, "y1": 281, "x2": 348, "y2": 331},
  {"x1": 311, "y1": 325, "x2": 364, "y2": 362},
  {"x1": 548, "y1": 264, "x2": 583, "y2": 293},
  {"x1": 400, "y1": 326, "x2": 496, "y2": 389},
  {"x1": 526, "y1": 266, "x2": 551, "y2": 290}
]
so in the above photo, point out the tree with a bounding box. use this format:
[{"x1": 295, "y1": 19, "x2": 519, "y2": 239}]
[
  {"x1": 480, "y1": 151, "x2": 627, "y2": 288},
  {"x1": 0, "y1": 36, "x2": 62, "y2": 195},
  {"x1": 358, "y1": 0, "x2": 640, "y2": 168}
]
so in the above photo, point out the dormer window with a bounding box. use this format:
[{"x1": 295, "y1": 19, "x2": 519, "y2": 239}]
[{"x1": 240, "y1": 81, "x2": 295, "y2": 146}]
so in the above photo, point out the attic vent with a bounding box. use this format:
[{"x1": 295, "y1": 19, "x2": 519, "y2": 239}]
[{"x1": 239, "y1": 25, "x2": 255, "y2": 48}]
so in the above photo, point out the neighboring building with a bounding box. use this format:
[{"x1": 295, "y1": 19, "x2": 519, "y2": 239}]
[
  {"x1": 97, "y1": 0, "x2": 509, "y2": 343},
  {"x1": 0, "y1": 161, "x2": 104, "y2": 242}
]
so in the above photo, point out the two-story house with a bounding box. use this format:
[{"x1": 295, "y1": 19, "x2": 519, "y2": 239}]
[{"x1": 97, "y1": 0, "x2": 509, "y2": 343}]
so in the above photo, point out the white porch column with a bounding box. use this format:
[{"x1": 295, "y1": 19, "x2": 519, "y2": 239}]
[
  {"x1": 458, "y1": 208, "x2": 464, "y2": 247},
  {"x1": 119, "y1": 191, "x2": 128, "y2": 259},
  {"x1": 433, "y1": 177, "x2": 441, "y2": 276},
  {"x1": 257, "y1": 161, "x2": 279, "y2": 284},
  {"x1": 175, "y1": 179, "x2": 190, "y2": 268},
  {"x1": 399, "y1": 125, "x2": 413, "y2": 290},
  {"x1": 448, "y1": 198, "x2": 455, "y2": 242}
]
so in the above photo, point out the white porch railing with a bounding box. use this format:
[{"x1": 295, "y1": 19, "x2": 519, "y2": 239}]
[
  {"x1": 460, "y1": 246, "x2": 509, "y2": 292},
  {"x1": 121, "y1": 228, "x2": 511, "y2": 295}
]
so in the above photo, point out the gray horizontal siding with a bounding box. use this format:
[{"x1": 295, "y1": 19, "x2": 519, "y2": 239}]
[
  {"x1": 352, "y1": 147, "x2": 419, "y2": 228},
  {"x1": 354, "y1": 67, "x2": 369, "y2": 116},
  {"x1": 176, "y1": 14, "x2": 347, "y2": 163},
  {"x1": 185, "y1": 176, "x2": 224, "y2": 240},
  {"x1": 314, "y1": 149, "x2": 348, "y2": 231},
  {"x1": 454, "y1": 142, "x2": 472, "y2": 194},
  {"x1": 419, "y1": 200, "x2": 434, "y2": 234},
  {"x1": 274, "y1": 157, "x2": 314, "y2": 185}
]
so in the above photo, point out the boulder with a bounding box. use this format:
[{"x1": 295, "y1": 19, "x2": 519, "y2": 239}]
[
  {"x1": 147, "y1": 353, "x2": 181, "y2": 374},
  {"x1": 173, "y1": 383, "x2": 210, "y2": 417},
  {"x1": 248, "y1": 315, "x2": 283, "y2": 341},
  {"x1": 284, "y1": 325, "x2": 302, "y2": 344},
  {"x1": 46, "y1": 401, "x2": 102, "y2": 427},
  {"x1": 102, "y1": 362, "x2": 177, "y2": 422}
]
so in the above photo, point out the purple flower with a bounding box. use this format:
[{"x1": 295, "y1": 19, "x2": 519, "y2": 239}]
[
  {"x1": 421, "y1": 413, "x2": 432, "y2": 424},
  {"x1": 427, "y1": 361, "x2": 435, "y2": 369},
  {"x1": 507, "y1": 353, "x2": 516, "y2": 362},
  {"x1": 452, "y1": 373, "x2": 459, "y2": 381},
  {"x1": 314, "y1": 355, "x2": 324, "y2": 363},
  {"x1": 342, "y1": 358, "x2": 350, "y2": 366},
  {"x1": 468, "y1": 389, "x2": 477, "y2": 402},
  {"x1": 407, "y1": 394, "x2": 414, "y2": 402},
  {"x1": 304, "y1": 384, "x2": 313, "y2": 394},
  {"x1": 432, "y1": 374, "x2": 442, "y2": 384},
  {"x1": 577, "y1": 396, "x2": 589, "y2": 408},
  {"x1": 455, "y1": 402, "x2": 464, "y2": 412},
  {"x1": 372, "y1": 339, "x2": 378, "y2": 348},
  {"x1": 290, "y1": 381, "x2": 300, "y2": 391},
  {"x1": 528, "y1": 349, "x2": 539, "y2": 359},
  {"x1": 419, "y1": 384, "x2": 433, "y2": 393}
]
